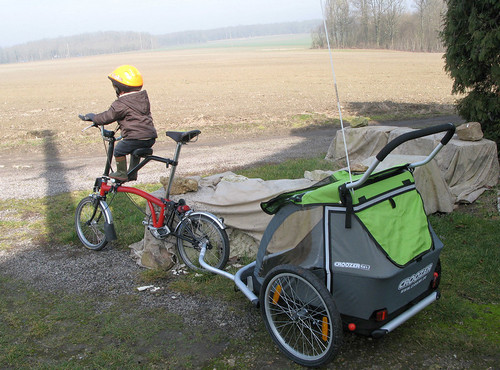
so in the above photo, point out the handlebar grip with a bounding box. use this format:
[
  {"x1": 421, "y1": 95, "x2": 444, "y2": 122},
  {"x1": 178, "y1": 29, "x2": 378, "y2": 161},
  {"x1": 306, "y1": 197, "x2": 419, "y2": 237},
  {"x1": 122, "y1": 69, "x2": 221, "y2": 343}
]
[
  {"x1": 375, "y1": 123, "x2": 456, "y2": 162},
  {"x1": 102, "y1": 128, "x2": 115, "y2": 138}
]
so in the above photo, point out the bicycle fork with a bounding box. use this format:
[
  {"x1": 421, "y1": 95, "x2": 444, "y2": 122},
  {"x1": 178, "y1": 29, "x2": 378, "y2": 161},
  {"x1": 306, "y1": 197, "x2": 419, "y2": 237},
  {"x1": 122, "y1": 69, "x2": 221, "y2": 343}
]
[{"x1": 90, "y1": 195, "x2": 117, "y2": 242}]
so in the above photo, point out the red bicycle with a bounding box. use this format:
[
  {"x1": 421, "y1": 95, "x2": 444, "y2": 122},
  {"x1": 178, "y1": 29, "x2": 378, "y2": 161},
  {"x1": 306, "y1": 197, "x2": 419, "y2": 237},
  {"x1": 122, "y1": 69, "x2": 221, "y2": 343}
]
[{"x1": 74, "y1": 121, "x2": 230, "y2": 272}]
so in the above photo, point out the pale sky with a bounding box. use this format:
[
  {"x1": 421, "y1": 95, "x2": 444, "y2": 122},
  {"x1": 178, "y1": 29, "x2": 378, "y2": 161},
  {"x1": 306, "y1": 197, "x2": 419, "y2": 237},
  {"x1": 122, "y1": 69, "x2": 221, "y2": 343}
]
[{"x1": 0, "y1": 0, "x2": 324, "y2": 47}]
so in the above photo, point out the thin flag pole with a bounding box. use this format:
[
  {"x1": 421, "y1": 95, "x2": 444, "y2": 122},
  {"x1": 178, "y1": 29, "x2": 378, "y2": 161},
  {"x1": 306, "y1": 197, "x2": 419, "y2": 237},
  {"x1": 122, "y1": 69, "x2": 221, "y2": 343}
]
[{"x1": 320, "y1": 0, "x2": 353, "y2": 184}]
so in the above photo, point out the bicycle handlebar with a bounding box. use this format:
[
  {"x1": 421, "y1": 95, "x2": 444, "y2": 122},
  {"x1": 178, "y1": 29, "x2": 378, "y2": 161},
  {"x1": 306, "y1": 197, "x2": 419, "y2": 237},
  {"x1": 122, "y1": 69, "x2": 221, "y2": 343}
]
[{"x1": 79, "y1": 115, "x2": 201, "y2": 145}]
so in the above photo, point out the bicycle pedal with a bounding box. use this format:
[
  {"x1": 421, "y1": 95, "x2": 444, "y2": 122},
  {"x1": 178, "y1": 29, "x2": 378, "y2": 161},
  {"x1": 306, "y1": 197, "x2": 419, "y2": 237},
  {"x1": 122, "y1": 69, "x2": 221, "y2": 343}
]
[
  {"x1": 148, "y1": 225, "x2": 171, "y2": 239},
  {"x1": 157, "y1": 227, "x2": 170, "y2": 237}
]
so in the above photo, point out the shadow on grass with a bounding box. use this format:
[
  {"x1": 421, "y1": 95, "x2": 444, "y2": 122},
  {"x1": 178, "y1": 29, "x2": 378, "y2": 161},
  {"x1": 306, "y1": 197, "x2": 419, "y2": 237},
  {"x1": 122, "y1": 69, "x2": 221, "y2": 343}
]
[
  {"x1": 346, "y1": 100, "x2": 457, "y2": 119},
  {"x1": 41, "y1": 130, "x2": 76, "y2": 244},
  {"x1": 231, "y1": 102, "x2": 463, "y2": 178}
]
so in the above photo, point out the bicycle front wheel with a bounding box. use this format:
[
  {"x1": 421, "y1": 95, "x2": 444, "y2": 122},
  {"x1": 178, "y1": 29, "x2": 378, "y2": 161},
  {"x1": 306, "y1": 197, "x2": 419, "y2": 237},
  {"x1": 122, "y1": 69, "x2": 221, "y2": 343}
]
[
  {"x1": 260, "y1": 265, "x2": 342, "y2": 367},
  {"x1": 75, "y1": 196, "x2": 108, "y2": 251},
  {"x1": 176, "y1": 213, "x2": 229, "y2": 272}
]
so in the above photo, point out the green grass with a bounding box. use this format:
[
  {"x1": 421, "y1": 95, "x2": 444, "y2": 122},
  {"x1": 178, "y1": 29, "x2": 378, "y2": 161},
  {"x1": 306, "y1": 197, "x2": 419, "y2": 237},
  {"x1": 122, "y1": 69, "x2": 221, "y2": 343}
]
[
  {"x1": 426, "y1": 207, "x2": 499, "y2": 357},
  {"x1": 236, "y1": 155, "x2": 338, "y2": 180},
  {"x1": 0, "y1": 183, "x2": 163, "y2": 252},
  {"x1": 0, "y1": 276, "x2": 219, "y2": 369},
  {"x1": 0, "y1": 156, "x2": 498, "y2": 368}
]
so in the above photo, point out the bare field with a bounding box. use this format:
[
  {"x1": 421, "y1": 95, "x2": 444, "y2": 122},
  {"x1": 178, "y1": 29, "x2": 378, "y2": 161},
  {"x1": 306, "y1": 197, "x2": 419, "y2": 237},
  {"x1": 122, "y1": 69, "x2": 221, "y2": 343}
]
[{"x1": 0, "y1": 44, "x2": 457, "y2": 156}]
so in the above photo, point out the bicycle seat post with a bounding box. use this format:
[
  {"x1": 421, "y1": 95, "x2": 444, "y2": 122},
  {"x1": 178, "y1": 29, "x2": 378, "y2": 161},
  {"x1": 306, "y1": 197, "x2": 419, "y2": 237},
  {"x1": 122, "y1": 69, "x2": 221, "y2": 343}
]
[
  {"x1": 165, "y1": 141, "x2": 183, "y2": 199},
  {"x1": 103, "y1": 130, "x2": 116, "y2": 177}
]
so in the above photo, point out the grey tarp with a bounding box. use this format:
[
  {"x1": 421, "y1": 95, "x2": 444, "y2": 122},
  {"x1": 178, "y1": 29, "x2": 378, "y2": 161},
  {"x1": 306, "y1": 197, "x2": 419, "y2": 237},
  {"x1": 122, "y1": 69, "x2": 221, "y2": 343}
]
[{"x1": 326, "y1": 126, "x2": 499, "y2": 206}]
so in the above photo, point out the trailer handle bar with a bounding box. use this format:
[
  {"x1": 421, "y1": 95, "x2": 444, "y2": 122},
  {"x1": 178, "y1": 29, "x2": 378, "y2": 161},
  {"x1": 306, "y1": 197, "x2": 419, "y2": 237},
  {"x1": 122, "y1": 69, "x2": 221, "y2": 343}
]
[{"x1": 346, "y1": 123, "x2": 455, "y2": 191}]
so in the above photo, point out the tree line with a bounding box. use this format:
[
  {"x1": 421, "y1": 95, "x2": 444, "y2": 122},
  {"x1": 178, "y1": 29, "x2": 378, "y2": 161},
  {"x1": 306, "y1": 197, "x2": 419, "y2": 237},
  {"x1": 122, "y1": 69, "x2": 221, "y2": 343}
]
[
  {"x1": 313, "y1": 0, "x2": 446, "y2": 51},
  {"x1": 0, "y1": 32, "x2": 155, "y2": 64},
  {"x1": 0, "y1": 21, "x2": 319, "y2": 64}
]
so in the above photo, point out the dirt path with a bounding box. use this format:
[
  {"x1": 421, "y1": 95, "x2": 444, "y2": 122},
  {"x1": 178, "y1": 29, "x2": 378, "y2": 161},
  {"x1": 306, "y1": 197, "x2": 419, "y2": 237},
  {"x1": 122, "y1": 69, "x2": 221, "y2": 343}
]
[{"x1": 0, "y1": 116, "x2": 462, "y2": 200}]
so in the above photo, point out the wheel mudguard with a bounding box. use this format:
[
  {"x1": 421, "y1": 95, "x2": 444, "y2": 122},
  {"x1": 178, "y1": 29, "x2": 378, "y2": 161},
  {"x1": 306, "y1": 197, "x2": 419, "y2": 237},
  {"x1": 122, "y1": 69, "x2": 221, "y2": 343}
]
[
  {"x1": 99, "y1": 200, "x2": 117, "y2": 241},
  {"x1": 175, "y1": 211, "x2": 226, "y2": 233}
]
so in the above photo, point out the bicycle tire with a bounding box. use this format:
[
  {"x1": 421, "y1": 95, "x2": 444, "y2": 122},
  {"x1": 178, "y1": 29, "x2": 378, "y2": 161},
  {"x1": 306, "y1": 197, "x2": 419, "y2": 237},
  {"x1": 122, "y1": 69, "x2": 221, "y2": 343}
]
[
  {"x1": 75, "y1": 196, "x2": 108, "y2": 251},
  {"x1": 176, "y1": 213, "x2": 229, "y2": 272},
  {"x1": 260, "y1": 264, "x2": 342, "y2": 367}
]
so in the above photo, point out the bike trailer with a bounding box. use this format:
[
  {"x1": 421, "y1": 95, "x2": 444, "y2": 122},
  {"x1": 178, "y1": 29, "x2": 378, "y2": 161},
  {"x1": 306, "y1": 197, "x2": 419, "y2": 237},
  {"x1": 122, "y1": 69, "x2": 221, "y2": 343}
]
[
  {"x1": 254, "y1": 162, "x2": 442, "y2": 336},
  {"x1": 200, "y1": 123, "x2": 455, "y2": 367}
]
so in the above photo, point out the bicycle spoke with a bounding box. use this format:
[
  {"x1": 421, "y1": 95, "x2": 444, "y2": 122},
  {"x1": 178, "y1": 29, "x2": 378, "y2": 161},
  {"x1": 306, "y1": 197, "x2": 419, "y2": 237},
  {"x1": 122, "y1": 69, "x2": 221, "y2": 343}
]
[
  {"x1": 75, "y1": 196, "x2": 108, "y2": 251},
  {"x1": 176, "y1": 213, "x2": 229, "y2": 272},
  {"x1": 264, "y1": 271, "x2": 336, "y2": 360}
]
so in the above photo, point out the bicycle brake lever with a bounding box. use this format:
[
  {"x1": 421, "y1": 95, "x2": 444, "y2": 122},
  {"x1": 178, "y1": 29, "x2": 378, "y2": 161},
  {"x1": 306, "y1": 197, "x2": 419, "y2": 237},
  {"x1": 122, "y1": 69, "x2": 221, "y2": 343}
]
[{"x1": 82, "y1": 124, "x2": 95, "y2": 132}]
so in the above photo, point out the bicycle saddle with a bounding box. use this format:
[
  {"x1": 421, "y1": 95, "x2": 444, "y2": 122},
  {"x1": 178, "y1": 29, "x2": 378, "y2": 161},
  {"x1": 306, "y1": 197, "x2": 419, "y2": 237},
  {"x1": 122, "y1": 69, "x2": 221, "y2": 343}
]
[
  {"x1": 132, "y1": 148, "x2": 153, "y2": 157},
  {"x1": 166, "y1": 130, "x2": 201, "y2": 144}
]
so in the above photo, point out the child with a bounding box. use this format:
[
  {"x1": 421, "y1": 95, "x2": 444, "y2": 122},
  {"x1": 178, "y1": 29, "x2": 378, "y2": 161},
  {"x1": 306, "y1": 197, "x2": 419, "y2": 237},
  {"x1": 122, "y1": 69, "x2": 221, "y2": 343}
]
[{"x1": 80, "y1": 65, "x2": 157, "y2": 182}]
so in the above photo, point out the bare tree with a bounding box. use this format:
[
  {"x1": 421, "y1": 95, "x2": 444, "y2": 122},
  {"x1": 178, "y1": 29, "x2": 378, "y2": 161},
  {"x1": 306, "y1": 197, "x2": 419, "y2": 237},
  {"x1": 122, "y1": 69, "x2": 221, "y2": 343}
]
[
  {"x1": 368, "y1": 0, "x2": 387, "y2": 47},
  {"x1": 311, "y1": 0, "x2": 445, "y2": 51},
  {"x1": 424, "y1": 0, "x2": 446, "y2": 51},
  {"x1": 413, "y1": 0, "x2": 446, "y2": 51},
  {"x1": 325, "y1": 0, "x2": 353, "y2": 48},
  {"x1": 384, "y1": 0, "x2": 405, "y2": 48},
  {"x1": 414, "y1": 0, "x2": 428, "y2": 50}
]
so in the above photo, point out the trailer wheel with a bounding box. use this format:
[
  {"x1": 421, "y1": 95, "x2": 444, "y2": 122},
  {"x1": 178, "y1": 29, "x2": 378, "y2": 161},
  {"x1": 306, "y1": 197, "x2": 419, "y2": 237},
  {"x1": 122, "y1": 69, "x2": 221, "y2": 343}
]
[{"x1": 260, "y1": 264, "x2": 342, "y2": 367}]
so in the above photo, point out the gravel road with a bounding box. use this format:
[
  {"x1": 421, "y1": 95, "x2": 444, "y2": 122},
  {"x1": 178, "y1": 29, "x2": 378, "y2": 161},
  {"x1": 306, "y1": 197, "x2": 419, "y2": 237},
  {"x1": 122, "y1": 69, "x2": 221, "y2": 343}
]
[
  {"x1": 0, "y1": 116, "x2": 462, "y2": 200},
  {"x1": 1, "y1": 128, "x2": 337, "y2": 199}
]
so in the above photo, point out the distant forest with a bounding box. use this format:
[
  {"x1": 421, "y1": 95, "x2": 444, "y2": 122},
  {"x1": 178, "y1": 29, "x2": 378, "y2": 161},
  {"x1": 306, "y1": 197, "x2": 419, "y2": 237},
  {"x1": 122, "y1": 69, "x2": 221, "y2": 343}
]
[{"x1": 0, "y1": 21, "x2": 320, "y2": 64}]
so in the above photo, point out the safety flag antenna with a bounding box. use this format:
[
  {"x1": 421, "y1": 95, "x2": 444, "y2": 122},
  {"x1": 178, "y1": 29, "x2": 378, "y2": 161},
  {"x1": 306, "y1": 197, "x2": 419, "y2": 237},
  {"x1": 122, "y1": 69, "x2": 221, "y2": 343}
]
[{"x1": 320, "y1": 0, "x2": 353, "y2": 185}]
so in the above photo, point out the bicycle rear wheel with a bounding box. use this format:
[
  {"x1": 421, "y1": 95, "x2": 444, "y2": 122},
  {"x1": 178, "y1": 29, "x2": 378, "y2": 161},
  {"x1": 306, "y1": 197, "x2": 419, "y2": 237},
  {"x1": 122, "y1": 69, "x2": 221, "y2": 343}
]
[
  {"x1": 75, "y1": 196, "x2": 108, "y2": 251},
  {"x1": 260, "y1": 264, "x2": 342, "y2": 367},
  {"x1": 176, "y1": 213, "x2": 229, "y2": 272}
]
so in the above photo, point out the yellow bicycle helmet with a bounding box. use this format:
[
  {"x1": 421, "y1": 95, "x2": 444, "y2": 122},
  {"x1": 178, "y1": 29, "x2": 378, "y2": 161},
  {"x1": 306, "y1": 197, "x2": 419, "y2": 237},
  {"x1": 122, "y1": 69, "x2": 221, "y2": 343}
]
[{"x1": 108, "y1": 65, "x2": 143, "y2": 94}]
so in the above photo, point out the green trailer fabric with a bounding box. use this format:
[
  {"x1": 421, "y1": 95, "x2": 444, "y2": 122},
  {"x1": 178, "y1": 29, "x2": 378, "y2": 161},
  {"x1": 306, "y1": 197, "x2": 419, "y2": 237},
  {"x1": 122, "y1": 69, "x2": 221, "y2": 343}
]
[
  {"x1": 260, "y1": 165, "x2": 433, "y2": 267},
  {"x1": 355, "y1": 189, "x2": 432, "y2": 266}
]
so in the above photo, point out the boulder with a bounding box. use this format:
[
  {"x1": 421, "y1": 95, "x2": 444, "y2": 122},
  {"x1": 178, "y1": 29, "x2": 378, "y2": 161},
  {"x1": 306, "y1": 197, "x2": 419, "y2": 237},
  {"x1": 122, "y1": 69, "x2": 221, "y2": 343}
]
[
  {"x1": 350, "y1": 117, "x2": 369, "y2": 128},
  {"x1": 159, "y1": 176, "x2": 198, "y2": 195},
  {"x1": 129, "y1": 236, "x2": 177, "y2": 270},
  {"x1": 304, "y1": 169, "x2": 333, "y2": 181},
  {"x1": 456, "y1": 122, "x2": 484, "y2": 141},
  {"x1": 326, "y1": 125, "x2": 499, "y2": 205},
  {"x1": 350, "y1": 163, "x2": 369, "y2": 173},
  {"x1": 325, "y1": 126, "x2": 399, "y2": 164}
]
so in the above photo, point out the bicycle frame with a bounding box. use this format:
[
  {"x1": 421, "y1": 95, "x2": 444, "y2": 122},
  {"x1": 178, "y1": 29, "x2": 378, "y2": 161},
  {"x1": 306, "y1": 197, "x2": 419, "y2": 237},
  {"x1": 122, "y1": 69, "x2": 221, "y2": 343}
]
[
  {"x1": 98, "y1": 180, "x2": 169, "y2": 228},
  {"x1": 88, "y1": 125, "x2": 211, "y2": 242}
]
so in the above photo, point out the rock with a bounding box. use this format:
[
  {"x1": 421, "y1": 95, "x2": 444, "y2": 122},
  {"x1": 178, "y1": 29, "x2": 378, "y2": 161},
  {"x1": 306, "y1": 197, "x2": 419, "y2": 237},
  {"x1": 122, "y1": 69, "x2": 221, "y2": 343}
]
[
  {"x1": 304, "y1": 169, "x2": 334, "y2": 181},
  {"x1": 220, "y1": 174, "x2": 249, "y2": 183},
  {"x1": 456, "y1": 122, "x2": 483, "y2": 141},
  {"x1": 129, "y1": 173, "x2": 316, "y2": 270},
  {"x1": 160, "y1": 176, "x2": 199, "y2": 195},
  {"x1": 129, "y1": 236, "x2": 177, "y2": 270},
  {"x1": 129, "y1": 190, "x2": 178, "y2": 270},
  {"x1": 226, "y1": 228, "x2": 259, "y2": 259},
  {"x1": 350, "y1": 117, "x2": 369, "y2": 128},
  {"x1": 350, "y1": 163, "x2": 369, "y2": 173}
]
